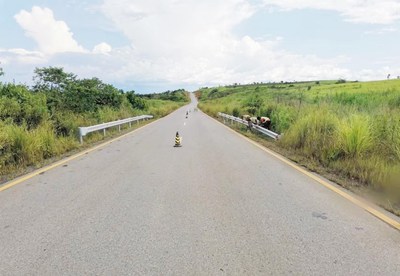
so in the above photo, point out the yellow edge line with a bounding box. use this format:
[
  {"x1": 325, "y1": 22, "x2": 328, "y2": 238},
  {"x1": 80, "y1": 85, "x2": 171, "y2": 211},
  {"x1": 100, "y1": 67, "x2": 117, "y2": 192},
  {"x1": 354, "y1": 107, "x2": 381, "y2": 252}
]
[
  {"x1": 206, "y1": 112, "x2": 400, "y2": 231},
  {"x1": 0, "y1": 119, "x2": 159, "y2": 193}
]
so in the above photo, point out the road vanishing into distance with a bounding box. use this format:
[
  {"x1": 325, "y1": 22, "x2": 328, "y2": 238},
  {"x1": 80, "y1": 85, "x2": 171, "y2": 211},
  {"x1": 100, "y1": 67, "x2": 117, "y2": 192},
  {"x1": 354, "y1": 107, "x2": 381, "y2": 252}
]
[{"x1": 1, "y1": 93, "x2": 400, "y2": 275}]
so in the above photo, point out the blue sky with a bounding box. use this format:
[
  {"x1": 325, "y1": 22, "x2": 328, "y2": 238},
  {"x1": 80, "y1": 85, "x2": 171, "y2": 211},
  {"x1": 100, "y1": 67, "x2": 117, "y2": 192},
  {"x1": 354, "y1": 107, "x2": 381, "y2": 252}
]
[{"x1": 1, "y1": 0, "x2": 400, "y2": 93}]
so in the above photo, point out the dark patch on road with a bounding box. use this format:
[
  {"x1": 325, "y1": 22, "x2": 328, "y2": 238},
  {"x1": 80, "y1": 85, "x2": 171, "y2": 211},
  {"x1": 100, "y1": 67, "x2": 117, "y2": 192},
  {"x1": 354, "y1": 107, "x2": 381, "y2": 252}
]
[
  {"x1": 63, "y1": 164, "x2": 68, "y2": 167},
  {"x1": 4, "y1": 225, "x2": 10, "y2": 229},
  {"x1": 312, "y1": 212, "x2": 328, "y2": 220},
  {"x1": 355, "y1": 227, "x2": 364, "y2": 231},
  {"x1": 39, "y1": 172, "x2": 45, "y2": 175}
]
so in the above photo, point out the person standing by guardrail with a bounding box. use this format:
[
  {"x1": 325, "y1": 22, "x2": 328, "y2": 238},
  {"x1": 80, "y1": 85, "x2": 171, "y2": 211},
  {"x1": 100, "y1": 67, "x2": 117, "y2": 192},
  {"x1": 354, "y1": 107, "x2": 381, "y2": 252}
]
[{"x1": 247, "y1": 117, "x2": 253, "y2": 132}]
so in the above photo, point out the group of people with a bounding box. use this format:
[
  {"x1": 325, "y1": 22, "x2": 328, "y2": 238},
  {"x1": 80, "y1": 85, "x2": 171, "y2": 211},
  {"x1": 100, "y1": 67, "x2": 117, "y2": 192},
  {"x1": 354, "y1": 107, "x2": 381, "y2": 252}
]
[{"x1": 242, "y1": 115, "x2": 271, "y2": 130}]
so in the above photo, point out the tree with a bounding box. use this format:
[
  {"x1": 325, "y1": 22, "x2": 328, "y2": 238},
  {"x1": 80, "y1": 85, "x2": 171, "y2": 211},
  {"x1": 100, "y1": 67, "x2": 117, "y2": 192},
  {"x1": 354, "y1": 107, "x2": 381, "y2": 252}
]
[
  {"x1": 33, "y1": 67, "x2": 76, "y2": 92},
  {"x1": 126, "y1": 91, "x2": 148, "y2": 110},
  {"x1": 62, "y1": 78, "x2": 124, "y2": 113},
  {"x1": 0, "y1": 83, "x2": 48, "y2": 126}
]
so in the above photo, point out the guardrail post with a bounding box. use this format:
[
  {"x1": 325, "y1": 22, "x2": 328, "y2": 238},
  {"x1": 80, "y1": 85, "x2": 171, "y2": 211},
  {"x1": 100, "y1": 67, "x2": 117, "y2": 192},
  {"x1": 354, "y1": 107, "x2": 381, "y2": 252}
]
[
  {"x1": 103, "y1": 129, "x2": 106, "y2": 137},
  {"x1": 129, "y1": 122, "x2": 132, "y2": 128},
  {"x1": 118, "y1": 125, "x2": 121, "y2": 132},
  {"x1": 78, "y1": 127, "x2": 83, "y2": 144}
]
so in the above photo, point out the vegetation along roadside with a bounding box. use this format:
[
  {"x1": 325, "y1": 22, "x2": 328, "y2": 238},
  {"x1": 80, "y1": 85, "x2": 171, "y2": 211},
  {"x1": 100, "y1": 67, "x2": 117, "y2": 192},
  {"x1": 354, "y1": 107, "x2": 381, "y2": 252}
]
[
  {"x1": 197, "y1": 80, "x2": 400, "y2": 215},
  {"x1": 0, "y1": 67, "x2": 189, "y2": 182}
]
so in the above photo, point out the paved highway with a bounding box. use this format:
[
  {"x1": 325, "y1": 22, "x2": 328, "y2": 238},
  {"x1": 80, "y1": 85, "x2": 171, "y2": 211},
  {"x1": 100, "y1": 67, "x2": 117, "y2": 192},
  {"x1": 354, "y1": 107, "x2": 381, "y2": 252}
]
[{"x1": 1, "y1": 93, "x2": 400, "y2": 275}]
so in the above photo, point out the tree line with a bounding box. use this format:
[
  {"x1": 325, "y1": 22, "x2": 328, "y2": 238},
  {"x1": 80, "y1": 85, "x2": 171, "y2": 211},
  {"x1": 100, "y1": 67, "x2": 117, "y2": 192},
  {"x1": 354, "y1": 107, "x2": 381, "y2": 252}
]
[{"x1": 0, "y1": 66, "x2": 188, "y2": 176}]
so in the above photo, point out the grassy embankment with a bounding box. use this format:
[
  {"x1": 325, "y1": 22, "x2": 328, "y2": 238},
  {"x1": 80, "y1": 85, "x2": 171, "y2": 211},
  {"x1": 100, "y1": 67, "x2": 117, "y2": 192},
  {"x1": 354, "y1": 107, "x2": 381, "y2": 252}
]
[
  {"x1": 0, "y1": 67, "x2": 189, "y2": 180},
  {"x1": 197, "y1": 80, "x2": 400, "y2": 212}
]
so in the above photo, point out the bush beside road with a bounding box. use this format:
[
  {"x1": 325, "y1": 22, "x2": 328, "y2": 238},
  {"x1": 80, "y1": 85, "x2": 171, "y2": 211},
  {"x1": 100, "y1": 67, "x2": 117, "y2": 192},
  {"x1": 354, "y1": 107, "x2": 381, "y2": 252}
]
[{"x1": 197, "y1": 80, "x2": 400, "y2": 214}]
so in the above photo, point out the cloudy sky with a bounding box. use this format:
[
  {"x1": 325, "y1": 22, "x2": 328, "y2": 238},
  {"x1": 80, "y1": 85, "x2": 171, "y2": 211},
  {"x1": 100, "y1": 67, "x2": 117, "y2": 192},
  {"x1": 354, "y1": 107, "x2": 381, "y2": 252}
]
[{"x1": 0, "y1": 0, "x2": 400, "y2": 92}]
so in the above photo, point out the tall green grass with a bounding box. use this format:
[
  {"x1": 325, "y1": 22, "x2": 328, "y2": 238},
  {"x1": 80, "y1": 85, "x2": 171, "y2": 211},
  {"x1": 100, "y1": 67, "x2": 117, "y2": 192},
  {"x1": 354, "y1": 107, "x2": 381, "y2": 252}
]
[
  {"x1": 147, "y1": 99, "x2": 184, "y2": 118},
  {"x1": 0, "y1": 121, "x2": 78, "y2": 173},
  {"x1": 198, "y1": 79, "x2": 400, "y2": 203},
  {"x1": 338, "y1": 115, "x2": 372, "y2": 158},
  {"x1": 0, "y1": 98, "x2": 186, "y2": 177},
  {"x1": 1, "y1": 69, "x2": 189, "y2": 178}
]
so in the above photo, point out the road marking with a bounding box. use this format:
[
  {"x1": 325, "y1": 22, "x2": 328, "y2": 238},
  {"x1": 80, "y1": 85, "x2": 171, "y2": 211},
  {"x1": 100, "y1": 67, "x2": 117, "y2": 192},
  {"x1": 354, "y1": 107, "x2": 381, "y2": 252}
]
[
  {"x1": 0, "y1": 119, "x2": 159, "y2": 193},
  {"x1": 205, "y1": 112, "x2": 400, "y2": 231}
]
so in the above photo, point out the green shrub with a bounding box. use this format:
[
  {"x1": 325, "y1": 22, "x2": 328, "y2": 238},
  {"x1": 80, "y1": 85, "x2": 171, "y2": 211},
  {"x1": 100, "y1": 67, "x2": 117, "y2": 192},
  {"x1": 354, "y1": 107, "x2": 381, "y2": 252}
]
[
  {"x1": 126, "y1": 91, "x2": 148, "y2": 110},
  {"x1": 232, "y1": 107, "x2": 240, "y2": 117},
  {"x1": 269, "y1": 106, "x2": 296, "y2": 133},
  {"x1": 0, "y1": 84, "x2": 48, "y2": 127},
  {"x1": 281, "y1": 108, "x2": 340, "y2": 163},
  {"x1": 370, "y1": 112, "x2": 400, "y2": 161},
  {"x1": 338, "y1": 115, "x2": 372, "y2": 158},
  {"x1": 243, "y1": 94, "x2": 263, "y2": 115},
  {"x1": 35, "y1": 122, "x2": 58, "y2": 159},
  {"x1": 0, "y1": 122, "x2": 12, "y2": 171},
  {"x1": 7, "y1": 124, "x2": 38, "y2": 165},
  {"x1": 0, "y1": 97, "x2": 21, "y2": 120}
]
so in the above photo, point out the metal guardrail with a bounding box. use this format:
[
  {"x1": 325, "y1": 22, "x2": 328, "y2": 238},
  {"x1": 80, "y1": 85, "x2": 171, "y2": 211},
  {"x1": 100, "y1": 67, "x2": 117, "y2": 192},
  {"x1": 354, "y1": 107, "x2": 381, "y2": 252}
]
[
  {"x1": 218, "y1": 112, "x2": 280, "y2": 140},
  {"x1": 78, "y1": 115, "x2": 153, "y2": 143}
]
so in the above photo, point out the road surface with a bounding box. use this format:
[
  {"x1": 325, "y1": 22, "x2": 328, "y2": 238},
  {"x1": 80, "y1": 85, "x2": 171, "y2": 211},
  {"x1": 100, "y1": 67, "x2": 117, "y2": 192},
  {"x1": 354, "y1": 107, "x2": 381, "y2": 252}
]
[{"x1": 1, "y1": 93, "x2": 400, "y2": 275}]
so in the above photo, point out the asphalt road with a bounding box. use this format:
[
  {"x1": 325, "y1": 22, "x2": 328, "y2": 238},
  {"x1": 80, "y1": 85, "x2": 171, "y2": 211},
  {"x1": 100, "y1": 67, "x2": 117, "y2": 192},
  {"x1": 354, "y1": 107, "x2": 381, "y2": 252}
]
[{"x1": 1, "y1": 93, "x2": 400, "y2": 275}]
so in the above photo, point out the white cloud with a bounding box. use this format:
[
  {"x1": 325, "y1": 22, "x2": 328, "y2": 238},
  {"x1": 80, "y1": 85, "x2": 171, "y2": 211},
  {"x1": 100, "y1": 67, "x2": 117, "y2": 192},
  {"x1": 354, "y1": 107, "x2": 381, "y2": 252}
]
[
  {"x1": 14, "y1": 6, "x2": 85, "y2": 54},
  {"x1": 93, "y1": 42, "x2": 112, "y2": 55},
  {"x1": 100, "y1": 0, "x2": 255, "y2": 58},
  {"x1": 0, "y1": 48, "x2": 46, "y2": 65},
  {"x1": 3, "y1": 1, "x2": 398, "y2": 90},
  {"x1": 357, "y1": 67, "x2": 400, "y2": 80},
  {"x1": 262, "y1": 0, "x2": 400, "y2": 24},
  {"x1": 95, "y1": 0, "x2": 352, "y2": 86},
  {"x1": 364, "y1": 27, "x2": 398, "y2": 35}
]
